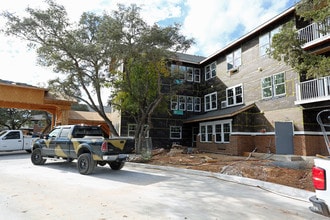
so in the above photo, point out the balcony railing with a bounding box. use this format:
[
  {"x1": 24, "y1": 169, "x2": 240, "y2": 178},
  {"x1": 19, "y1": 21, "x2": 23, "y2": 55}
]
[
  {"x1": 298, "y1": 17, "x2": 330, "y2": 47},
  {"x1": 295, "y1": 76, "x2": 330, "y2": 105}
]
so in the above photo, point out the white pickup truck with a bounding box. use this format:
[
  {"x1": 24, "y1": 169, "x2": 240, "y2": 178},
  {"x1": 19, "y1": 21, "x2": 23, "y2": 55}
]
[
  {"x1": 0, "y1": 130, "x2": 33, "y2": 153},
  {"x1": 310, "y1": 157, "x2": 330, "y2": 217},
  {"x1": 310, "y1": 109, "x2": 330, "y2": 217}
]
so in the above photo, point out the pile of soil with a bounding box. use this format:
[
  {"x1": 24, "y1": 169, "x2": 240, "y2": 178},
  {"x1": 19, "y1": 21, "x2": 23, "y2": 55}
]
[{"x1": 136, "y1": 148, "x2": 315, "y2": 192}]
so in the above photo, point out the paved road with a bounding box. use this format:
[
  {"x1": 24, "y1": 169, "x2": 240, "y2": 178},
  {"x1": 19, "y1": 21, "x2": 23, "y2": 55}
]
[{"x1": 0, "y1": 151, "x2": 325, "y2": 220}]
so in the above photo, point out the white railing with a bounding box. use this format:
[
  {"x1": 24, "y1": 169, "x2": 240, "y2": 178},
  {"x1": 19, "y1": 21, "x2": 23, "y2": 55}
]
[
  {"x1": 296, "y1": 76, "x2": 330, "y2": 104},
  {"x1": 298, "y1": 18, "x2": 330, "y2": 45}
]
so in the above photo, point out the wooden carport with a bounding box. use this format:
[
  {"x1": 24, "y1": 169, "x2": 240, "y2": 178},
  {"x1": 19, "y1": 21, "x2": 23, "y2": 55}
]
[{"x1": 0, "y1": 81, "x2": 74, "y2": 128}]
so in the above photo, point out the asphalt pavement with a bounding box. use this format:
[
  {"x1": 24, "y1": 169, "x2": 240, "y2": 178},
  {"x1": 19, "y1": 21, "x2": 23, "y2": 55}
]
[{"x1": 0, "y1": 151, "x2": 325, "y2": 220}]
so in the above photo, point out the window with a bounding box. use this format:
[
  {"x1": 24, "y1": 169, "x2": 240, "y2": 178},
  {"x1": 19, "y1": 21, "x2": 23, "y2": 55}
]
[
  {"x1": 170, "y1": 126, "x2": 182, "y2": 139},
  {"x1": 194, "y1": 69, "x2": 201, "y2": 83},
  {"x1": 200, "y1": 124, "x2": 213, "y2": 142},
  {"x1": 171, "y1": 64, "x2": 200, "y2": 83},
  {"x1": 194, "y1": 97, "x2": 201, "y2": 112},
  {"x1": 186, "y1": 96, "x2": 194, "y2": 111},
  {"x1": 59, "y1": 128, "x2": 71, "y2": 138},
  {"x1": 128, "y1": 124, "x2": 136, "y2": 137},
  {"x1": 205, "y1": 62, "x2": 216, "y2": 81},
  {"x1": 171, "y1": 64, "x2": 185, "y2": 84},
  {"x1": 171, "y1": 95, "x2": 178, "y2": 110},
  {"x1": 226, "y1": 84, "x2": 243, "y2": 106},
  {"x1": 259, "y1": 27, "x2": 280, "y2": 56},
  {"x1": 215, "y1": 122, "x2": 231, "y2": 143},
  {"x1": 261, "y1": 72, "x2": 285, "y2": 99},
  {"x1": 5, "y1": 131, "x2": 20, "y2": 139},
  {"x1": 204, "y1": 92, "x2": 217, "y2": 111},
  {"x1": 200, "y1": 120, "x2": 232, "y2": 143},
  {"x1": 226, "y1": 48, "x2": 241, "y2": 71},
  {"x1": 178, "y1": 96, "x2": 186, "y2": 111},
  {"x1": 49, "y1": 128, "x2": 61, "y2": 138},
  {"x1": 186, "y1": 67, "x2": 193, "y2": 82},
  {"x1": 172, "y1": 95, "x2": 201, "y2": 112}
]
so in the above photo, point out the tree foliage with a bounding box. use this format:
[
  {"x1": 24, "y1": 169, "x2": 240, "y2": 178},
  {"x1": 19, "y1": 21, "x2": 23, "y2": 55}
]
[
  {"x1": 108, "y1": 5, "x2": 194, "y2": 153},
  {"x1": 296, "y1": 0, "x2": 330, "y2": 22},
  {"x1": 0, "y1": 108, "x2": 31, "y2": 130},
  {"x1": 1, "y1": 0, "x2": 119, "y2": 135},
  {"x1": 270, "y1": 0, "x2": 330, "y2": 79},
  {"x1": 1, "y1": 1, "x2": 193, "y2": 146}
]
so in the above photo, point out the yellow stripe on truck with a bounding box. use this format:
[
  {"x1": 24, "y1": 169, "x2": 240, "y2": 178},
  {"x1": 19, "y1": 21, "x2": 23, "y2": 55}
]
[
  {"x1": 110, "y1": 140, "x2": 125, "y2": 150},
  {"x1": 55, "y1": 145, "x2": 67, "y2": 158}
]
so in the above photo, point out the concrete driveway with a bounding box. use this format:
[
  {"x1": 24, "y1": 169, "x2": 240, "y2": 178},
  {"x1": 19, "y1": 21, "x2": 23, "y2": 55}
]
[{"x1": 0, "y1": 151, "x2": 325, "y2": 220}]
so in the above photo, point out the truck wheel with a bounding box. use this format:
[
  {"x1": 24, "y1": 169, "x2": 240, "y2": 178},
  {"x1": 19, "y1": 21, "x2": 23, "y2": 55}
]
[
  {"x1": 109, "y1": 161, "x2": 125, "y2": 170},
  {"x1": 77, "y1": 153, "x2": 95, "y2": 175},
  {"x1": 31, "y1": 148, "x2": 46, "y2": 165}
]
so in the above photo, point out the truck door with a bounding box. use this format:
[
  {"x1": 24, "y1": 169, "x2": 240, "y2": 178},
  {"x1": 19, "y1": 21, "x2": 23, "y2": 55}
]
[
  {"x1": 43, "y1": 127, "x2": 61, "y2": 156},
  {"x1": 0, "y1": 131, "x2": 21, "y2": 151},
  {"x1": 55, "y1": 127, "x2": 71, "y2": 158}
]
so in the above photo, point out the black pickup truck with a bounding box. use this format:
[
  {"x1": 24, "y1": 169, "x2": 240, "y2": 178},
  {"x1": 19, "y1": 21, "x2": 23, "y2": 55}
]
[{"x1": 31, "y1": 125, "x2": 135, "y2": 175}]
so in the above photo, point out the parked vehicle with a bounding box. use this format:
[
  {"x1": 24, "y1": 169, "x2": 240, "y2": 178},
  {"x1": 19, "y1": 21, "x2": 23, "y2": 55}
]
[
  {"x1": 31, "y1": 124, "x2": 135, "y2": 175},
  {"x1": 310, "y1": 110, "x2": 330, "y2": 217},
  {"x1": 0, "y1": 130, "x2": 32, "y2": 153}
]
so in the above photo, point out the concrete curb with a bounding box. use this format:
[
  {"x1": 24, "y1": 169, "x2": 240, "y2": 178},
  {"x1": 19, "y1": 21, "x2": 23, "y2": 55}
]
[{"x1": 126, "y1": 162, "x2": 314, "y2": 202}]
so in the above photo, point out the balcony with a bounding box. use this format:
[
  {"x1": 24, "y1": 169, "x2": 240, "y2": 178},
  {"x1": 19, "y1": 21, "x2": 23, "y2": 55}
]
[
  {"x1": 295, "y1": 76, "x2": 330, "y2": 105},
  {"x1": 297, "y1": 18, "x2": 330, "y2": 52}
]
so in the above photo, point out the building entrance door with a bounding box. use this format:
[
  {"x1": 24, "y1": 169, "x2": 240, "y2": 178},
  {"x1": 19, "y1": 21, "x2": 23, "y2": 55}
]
[{"x1": 275, "y1": 121, "x2": 294, "y2": 154}]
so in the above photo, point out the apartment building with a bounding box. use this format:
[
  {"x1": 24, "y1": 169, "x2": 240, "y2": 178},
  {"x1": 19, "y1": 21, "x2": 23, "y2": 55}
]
[{"x1": 118, "y1": 5, "x2": 330, "y2": 156}]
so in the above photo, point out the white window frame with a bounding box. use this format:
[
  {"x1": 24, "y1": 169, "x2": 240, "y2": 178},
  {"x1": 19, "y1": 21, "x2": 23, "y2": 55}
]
[
  {"x1": 200, "y1": 119, "x2": 232, "y2": 143},
  {"x1": 178, "y1": 96, "x2": 186, "y2": 111},
  {"x1": 215, "y1": 121, "x2": 232, "y2": 143},
  {"x1": 128, "y1": 124, "x2": 136, "y2": 137},
  {"x1": 186, "y1": 67, "x2": 194, "y2": 82},
  {"x1": 194, "y1": 97, "x2": 201, "y2": 112},
  {"x1": 200, "y1": 124, "x2": 213, "y2": 142},
  {"x1": 226, "y1": 48, "x2": 241, "y2": 71},
  {"x1": 170, "y1": 126, "x2": 182, "y2": 139},
  {"x1": 194, "y1": 68, "x2": 201, "y2": 83},
  {"x1": 259, "y1": 27, "x2": 280, "y2": 57},
  {"x1": 171, "y1": 95, "x2": 178, "y2": 110},
  {"x1": 204, "y1": 92, "x2": 217, "y2": 112},
  {"x1": 186, "y1": 96, "x2": 194, "y2": 111},
  {"x1": 205, "y1": 62, "x2": 216, "y2": 81},
  {"x1": 261, "y1": 72, "x2": 286, "y2": 99},
  {"x1": 226, "y1": 84, "x2": 244, "y2": 107}
]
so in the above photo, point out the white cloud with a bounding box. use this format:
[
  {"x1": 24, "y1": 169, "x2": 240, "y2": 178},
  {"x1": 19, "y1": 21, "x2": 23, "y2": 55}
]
[
  {"x1": 182, "y1": 0, "x2": 294, "y2": 56},
  {"x1": 0, "y1": 0, "x2": 296, "y2": 86}
]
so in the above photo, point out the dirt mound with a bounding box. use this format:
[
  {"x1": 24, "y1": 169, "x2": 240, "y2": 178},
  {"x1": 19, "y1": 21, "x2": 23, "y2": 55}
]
[{"x1": 136, "y1": 148, "x2": 314, "y2": 192}]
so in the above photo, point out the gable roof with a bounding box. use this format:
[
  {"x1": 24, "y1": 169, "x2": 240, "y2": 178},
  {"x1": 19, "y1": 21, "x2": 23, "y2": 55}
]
[
  {"x1": 173, "y1": 52, "x2": 206, "y2": 64},
  {"x1": 184, "y1": 103, "x2": 256, "y2": 123}
]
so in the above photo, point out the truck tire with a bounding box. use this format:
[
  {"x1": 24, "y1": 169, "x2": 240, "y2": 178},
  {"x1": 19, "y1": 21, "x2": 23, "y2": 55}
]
[
  {"x1": 109, "y1": 161, "x2": 125, "y2": 170},
  {"x1": 31, "y1": 148, "x2": 46, "y2": 165},
  {"x1": 77, "y1": 153, "x2": 95, "y2": 175}
]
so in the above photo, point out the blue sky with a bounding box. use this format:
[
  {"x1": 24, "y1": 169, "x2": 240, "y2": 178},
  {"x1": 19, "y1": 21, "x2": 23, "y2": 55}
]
[{"x1": 0, "y1": 0, "x2": 298, "y2": 86}]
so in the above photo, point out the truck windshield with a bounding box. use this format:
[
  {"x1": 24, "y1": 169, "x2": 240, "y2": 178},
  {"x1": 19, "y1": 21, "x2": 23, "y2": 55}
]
[{"x1": 0, "y1": 131, "x2": 7, "y2": 136}]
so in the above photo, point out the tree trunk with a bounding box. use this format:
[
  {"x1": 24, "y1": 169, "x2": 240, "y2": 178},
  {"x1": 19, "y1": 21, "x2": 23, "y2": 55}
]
[{"x1": 104, "y1": 116, "x2": 119, "y2": 137}]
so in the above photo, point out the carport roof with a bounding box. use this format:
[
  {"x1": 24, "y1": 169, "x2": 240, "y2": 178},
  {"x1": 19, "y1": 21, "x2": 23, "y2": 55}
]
[{"x1": 184, "y1": 103, "x2": 256, "y2": 123}]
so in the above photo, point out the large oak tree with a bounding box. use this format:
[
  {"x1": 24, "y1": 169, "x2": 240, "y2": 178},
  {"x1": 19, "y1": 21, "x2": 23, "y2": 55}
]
[{"x1": 1, "y1": 1, "x2": 193, "y2": 141}]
